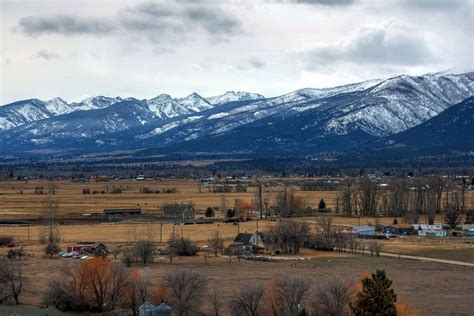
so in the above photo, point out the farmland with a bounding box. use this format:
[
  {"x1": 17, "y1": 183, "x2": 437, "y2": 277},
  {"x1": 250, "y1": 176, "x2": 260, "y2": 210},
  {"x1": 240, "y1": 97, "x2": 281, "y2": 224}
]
[
  {"x1": 0, "y1": 179, "x2": 338, "y2": 218},
  {"x1": 1, "y1": 178, "x2": 474, "y2": 315}
]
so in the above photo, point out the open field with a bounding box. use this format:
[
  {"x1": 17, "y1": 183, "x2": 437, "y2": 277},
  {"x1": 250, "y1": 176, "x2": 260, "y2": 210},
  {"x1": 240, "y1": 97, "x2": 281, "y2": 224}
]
[
  {"x1": 0, "y1": 179, "x2": 340, "y2": 218},
  {"x1": 2, "y1": 246, "x2": 473, "y2": 315},
  {"x1": 1, "y1": 179, "x2": 473, "y2": 219}
]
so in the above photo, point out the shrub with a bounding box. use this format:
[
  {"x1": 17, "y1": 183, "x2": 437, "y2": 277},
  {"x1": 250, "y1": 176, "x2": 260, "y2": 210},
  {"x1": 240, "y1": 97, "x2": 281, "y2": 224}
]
[
  {"x1": 82, "y1": 188, "x2": 91, "y2": 194},
  {"x1": 0, "y1": 235, "x2": 14, "y2": 247},
  {"x1": 174, "y1": 237, "x2": 198, "y2": 256}
]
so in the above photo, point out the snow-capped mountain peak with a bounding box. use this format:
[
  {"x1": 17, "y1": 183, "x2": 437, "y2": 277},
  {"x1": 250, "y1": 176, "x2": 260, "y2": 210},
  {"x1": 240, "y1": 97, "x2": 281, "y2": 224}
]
[
  {"x1": 207, "y1": 91, "x2": 265, "y2": 105},
  {"x1": 72, "y1": 96, "x2": 124, "y2": 111},
  {"x1": 176, "y1": 93, "x2": 213, "y2": 112},
  {"x1": 45, "y1": 97, "x2": 74, "y2": 115}
]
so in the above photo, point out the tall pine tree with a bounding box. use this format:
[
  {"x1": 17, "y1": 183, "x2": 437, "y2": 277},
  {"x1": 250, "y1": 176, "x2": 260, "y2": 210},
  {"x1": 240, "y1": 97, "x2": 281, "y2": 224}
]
[{"x1": 350, "y1": 269, "x2": 397, "y2": 316}]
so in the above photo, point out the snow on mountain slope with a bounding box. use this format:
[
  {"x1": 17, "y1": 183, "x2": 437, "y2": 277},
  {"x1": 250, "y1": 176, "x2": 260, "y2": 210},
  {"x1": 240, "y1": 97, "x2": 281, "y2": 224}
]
[
  {"x1": 176, "y1": 93, "x2": 213, "y2": 112},
  {"x1": 71, "y1": 96, "x2": 125, "y2": 111},
  {"x1": 134, "y1": 72, "x2": 473, "y2": 150},
  {"x1": 45, "y1": 97, "x2": 75, "y2": 115},
  {"x1": 0, "y1": 99, "x2": 52, "y2": 131},
  {"x1": 146, "y1": 94, "x2": 194, "y2": 119},
  {"x1": 1, "y1": 71, "x2": 473, "y2": 156},
  {"x1": 324, "y1": 72, "x2": 474, "y2": 136},
  {"x1": 207, "y1": 91, "x2": 265, "y2": 105}
]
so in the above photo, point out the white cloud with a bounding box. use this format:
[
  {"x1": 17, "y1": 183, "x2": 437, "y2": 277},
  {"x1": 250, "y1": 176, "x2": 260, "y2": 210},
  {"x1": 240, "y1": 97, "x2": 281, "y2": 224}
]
[{"x1": 299, "y1": 19, "x2": 438, "y2": 68}]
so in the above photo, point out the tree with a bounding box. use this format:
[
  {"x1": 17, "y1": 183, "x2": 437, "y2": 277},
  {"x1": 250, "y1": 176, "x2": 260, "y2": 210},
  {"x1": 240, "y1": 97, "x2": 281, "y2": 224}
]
[
  {"x1": 208, "y1": 230, "x2": 224, "y2": 257},
  {"x1": 445, "y1": 204, "x2": 462, "y2": 229},
  {"x1": 162, "y1": 270, "x2": 208, "y2": 316},
  {"x1": 205, "y1": 207, "x2": 215, "y2": 218},
  {"x1": 44, "y1": 242, "x2": 61, "y2": 259},
  {"x1": 313, "y1": 277, "x2": 355, "y2": 316},
  {"x1": 210, "y1": 287, "x2": 223, "y2": 316},
  {"x1": 265, "y1": 220, "x2": 310, "y2": 254},
  {"x1": 133, "y1": 240, "x2": 155, "y2": 266},
  {"x1": 0, "y1": 258, "x2": 24, "y2": 304},
  {"x1": 316, "y1": 215, "x2": 335, "y2": 250},
  {"x1": 44, "y1": 258, "x2": 131, "y2": 312},
  {"x1": 318, "y1": 199, "x2": 326, "y2": 210},
  {"x1": 358, "y1": 177, "x2": 380, "y2": 216},
  {"x1": 271, "y1": 276, "x2": 310, "y2": 315},
  {"x1": 121, "y1": 269, "x2": 152, "y2": 316},
  {"x1": 231, "y1": 283, "x2": 265, "y2": 316},
  {"x1": 350, "y1": 269, "x2": 397, "y2": 316}
]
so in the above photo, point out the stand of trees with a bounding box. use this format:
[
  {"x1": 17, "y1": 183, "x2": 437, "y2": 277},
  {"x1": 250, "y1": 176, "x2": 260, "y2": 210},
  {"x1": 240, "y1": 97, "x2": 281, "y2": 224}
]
[{"x1": 337, "y1": 175, "x2": 471, "y2": 225}]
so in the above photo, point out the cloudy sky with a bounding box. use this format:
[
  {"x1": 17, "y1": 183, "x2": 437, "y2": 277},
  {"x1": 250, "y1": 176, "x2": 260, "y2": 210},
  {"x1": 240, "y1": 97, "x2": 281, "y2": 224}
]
[{"x1": 1, "y1": 0, "x2": 473, "y2": 104}]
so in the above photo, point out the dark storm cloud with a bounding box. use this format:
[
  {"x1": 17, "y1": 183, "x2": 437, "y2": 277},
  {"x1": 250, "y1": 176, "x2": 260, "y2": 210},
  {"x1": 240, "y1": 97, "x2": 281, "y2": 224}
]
[
  {"x1": 17, "y1": 15, "x2": 116, "y2": 36},
  {"x1": 15, "y1": 1, "x2": 242, "y2": 42}
]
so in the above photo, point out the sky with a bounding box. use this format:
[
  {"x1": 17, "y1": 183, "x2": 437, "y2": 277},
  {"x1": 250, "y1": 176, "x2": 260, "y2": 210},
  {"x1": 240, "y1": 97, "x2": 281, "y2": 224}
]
[{"x1": 1, "y1": 0, "x2": 473, "y2": 104}]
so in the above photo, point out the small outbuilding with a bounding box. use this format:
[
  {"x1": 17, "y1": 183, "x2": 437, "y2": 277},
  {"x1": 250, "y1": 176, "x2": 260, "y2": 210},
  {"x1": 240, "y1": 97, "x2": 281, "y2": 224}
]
[{"x1": 103, "y1": 208, "x2": 142, "y2": 219}]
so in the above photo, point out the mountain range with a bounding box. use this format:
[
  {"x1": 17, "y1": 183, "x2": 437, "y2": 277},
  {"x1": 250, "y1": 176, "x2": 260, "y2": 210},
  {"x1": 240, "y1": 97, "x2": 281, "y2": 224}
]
[{"x1": 0, "y1": 72, "x2": 473, "y2": 159}]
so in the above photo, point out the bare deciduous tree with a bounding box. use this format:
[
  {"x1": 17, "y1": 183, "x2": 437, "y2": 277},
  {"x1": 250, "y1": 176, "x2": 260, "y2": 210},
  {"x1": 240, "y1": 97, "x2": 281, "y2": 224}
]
[
  {"x1": 313, "y1": 277, "x2": 355, "y2": 316},
  {"x1": 231, "y1": 283, "x2": 265, "y2": 316},
  {"x1": 368, "y1": 241, "x2": 383, "y2": 257},
  {"x1": 162, "y1": 270, "x2": 208, "y2": 316},
  {"x1": 317, "y1": 214, "x2": 335, "y2": 249},
  {"x1": 121, "y1": 270, "x2": 152, "y2": 316},
  {"x1": 133, "y1": 240, "x2": 155, "y2": 266},
  {"x1": 266, "y1": 220, "x2": 310, "y2": 254},
  {"x1": 0, "y1": 258, "x2": 24, "y2": 304},
  {"x1": 445, "y1": 204, "x2": 462, "y2": 229},
  {"x1": 208, "y1": 230, "x2": 224, "y2": 257},
  {"x1": 358, "y1": 177, "x2": 380, "y2": 216},
  {"x1": 210, "y1": 287, "x2": 223, "y2": 316},
  {"x1": 271, "y1": 276, "x2": 311, "y2": 315}
]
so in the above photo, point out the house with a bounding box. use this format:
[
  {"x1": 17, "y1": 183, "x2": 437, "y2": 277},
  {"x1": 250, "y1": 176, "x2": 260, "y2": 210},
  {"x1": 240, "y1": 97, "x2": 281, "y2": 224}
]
[
  {"x1": 351, "y1": 225, "x2": 376, "y2": 237},
  {"x1": 229, "y1": 232, "x2": 264, "y2": 254},
  {"x1": 234, "y1": 232, "x2": 264, "y2": 246},
  {"x1": 384, "y1": 223, "x2": 416, "y2": 236},
  {"x1": 103, "y1": 208, "x2": 142, "y2": 219},
  {"x1": 161, "y1": 204, "x2": 195, "y2": 221}
]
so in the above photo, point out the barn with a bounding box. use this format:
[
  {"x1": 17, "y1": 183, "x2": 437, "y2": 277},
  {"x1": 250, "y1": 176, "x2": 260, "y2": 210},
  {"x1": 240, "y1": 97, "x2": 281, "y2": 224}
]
[{"x1": 161, "y1": 204, "x2": 195, "y2": 221}]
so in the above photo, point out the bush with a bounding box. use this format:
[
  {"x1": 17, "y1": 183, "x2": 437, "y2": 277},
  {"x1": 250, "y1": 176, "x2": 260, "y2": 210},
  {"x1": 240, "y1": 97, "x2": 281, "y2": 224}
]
[
  {"x1": 0, "y1": 235, "x2": 14, "y2": 247},
  {"x1": 82, "y1": 188, "x2": 91, "y2": 194},
  {"x1": 174, "y1": 237, "x2": 198, "y2": 256}
]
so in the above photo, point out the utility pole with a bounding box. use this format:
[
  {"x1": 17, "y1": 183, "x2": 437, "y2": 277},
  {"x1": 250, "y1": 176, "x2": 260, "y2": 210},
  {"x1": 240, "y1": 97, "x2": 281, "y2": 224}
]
[
  {"x1": 258, "y1": 180, "x2": 263, "y2": 220},
  {"x1": 160, "y1": 221, "x2": 163, "y2": 244}
]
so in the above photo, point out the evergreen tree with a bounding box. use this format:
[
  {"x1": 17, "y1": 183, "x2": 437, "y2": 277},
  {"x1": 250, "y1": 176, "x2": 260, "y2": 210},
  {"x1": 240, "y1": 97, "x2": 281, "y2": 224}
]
[
  {"x1": 205, "y1": 207, "x2": 215, "y2": 218},
  {"x1": 350, "y1": 269, "x2": 397, "y2": 316},
  {"x1": 318, "y1": 198, "x2": 326, "y2": 210}
]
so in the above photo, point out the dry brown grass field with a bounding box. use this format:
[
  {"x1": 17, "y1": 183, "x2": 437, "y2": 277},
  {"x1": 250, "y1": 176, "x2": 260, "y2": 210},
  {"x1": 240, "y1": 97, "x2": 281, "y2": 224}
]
[
  {"x1": 0, "y1": 179, "x2": 339, "y2": 218},
  {"x1": 1, "y1": 179, "x2": 474, "y2": 314},
  {"x1": 1, "y1": 245, "x2": 473, "y2": 315}
]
